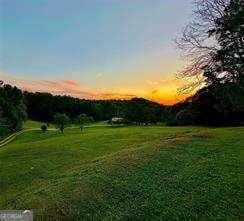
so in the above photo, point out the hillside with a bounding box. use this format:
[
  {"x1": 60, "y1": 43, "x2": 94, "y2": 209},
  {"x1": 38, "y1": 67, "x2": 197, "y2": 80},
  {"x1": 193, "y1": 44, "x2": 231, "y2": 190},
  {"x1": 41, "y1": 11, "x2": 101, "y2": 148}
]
[{"x1": 0, "y1": 125, "x2": 243, "y2": 220}]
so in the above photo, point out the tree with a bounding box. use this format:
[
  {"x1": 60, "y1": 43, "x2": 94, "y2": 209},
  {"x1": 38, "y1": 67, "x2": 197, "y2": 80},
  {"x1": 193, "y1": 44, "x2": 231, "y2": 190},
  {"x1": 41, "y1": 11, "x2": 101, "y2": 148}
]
[
  {"x1": 0, "y1": 83, "x2": 27, "y2": 135},
  {"x1": 23, "y1": 90, "x2": 165, "y2": 125},
  {"x1": 176, "y1": 0, "x2": 230, "y2": 93},
  {"x1": 176, "y1": 0, "x2": 244, "y2": 125},
  {"x1": 75, "y1": 113, "x2": 94, "y2": 132},
  {"x1": 163, "y1": 108, "x2": 177, "y2": 126},
  {"x1": 190, "y1": 87, "x2": 223, "y2": 125},
  {"x1": 53, "y1": 113, "x2": 70, "y2": 133},
  {"x1": 203, "y1": 0, "x2": 244, "y2": 113},
  {"x1": 205, "y1": 0, "x2": 244, "y2": 86},
  {"x1": 123, "y1": 98, "x2": 152, "y2": 125},
  {"x1": 76, "y1": 113, "x2": 91, "y2": 125},
  {"x1": 176, "y1": 109, "x2": 193, "y2": 126},
  {"x1": 177, "y1": 0, "x2": 243, "y2": 89}
]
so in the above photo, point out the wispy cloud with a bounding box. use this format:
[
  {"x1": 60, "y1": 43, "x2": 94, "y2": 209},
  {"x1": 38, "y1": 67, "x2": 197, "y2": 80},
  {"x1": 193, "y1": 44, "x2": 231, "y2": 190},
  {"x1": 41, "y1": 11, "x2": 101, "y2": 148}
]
[
  {"x1": 0, "y1": 71, "x2": 191, "y2": 104},
  {"x1": 0, "y1": 73, "x2": 135, "y2": 100}
]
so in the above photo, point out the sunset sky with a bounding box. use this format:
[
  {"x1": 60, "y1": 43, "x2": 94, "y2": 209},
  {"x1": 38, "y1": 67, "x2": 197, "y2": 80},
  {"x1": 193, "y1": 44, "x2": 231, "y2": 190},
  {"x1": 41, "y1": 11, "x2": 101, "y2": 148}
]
[{"x1": 0, "y1": 0, "x2": 192, "y2": 105}]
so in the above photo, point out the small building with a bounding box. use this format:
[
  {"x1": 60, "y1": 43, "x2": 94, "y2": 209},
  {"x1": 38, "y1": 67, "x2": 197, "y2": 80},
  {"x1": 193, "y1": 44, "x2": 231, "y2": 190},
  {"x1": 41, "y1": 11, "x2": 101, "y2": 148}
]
[{"x1": 110, "y1": 117, "x2": 126, "y2": 124}]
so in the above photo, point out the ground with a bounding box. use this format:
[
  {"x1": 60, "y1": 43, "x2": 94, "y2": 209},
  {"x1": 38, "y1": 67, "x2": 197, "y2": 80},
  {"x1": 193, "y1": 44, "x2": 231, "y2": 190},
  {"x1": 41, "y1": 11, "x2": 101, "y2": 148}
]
[{"x1": 0, "y1": 122, "x2": 243, "y2": 220}]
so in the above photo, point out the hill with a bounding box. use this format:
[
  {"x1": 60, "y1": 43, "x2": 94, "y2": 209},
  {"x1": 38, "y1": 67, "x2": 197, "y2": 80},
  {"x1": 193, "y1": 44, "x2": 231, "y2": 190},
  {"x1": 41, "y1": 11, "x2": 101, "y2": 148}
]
[{"x1": 0, "y1": 125, "x2": 243, "y2": 220}]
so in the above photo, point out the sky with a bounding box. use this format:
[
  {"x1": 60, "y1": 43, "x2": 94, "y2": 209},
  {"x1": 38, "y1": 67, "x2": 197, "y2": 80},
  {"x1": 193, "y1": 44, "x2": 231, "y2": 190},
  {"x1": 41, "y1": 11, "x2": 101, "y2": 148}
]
[{"x1": 0, "y1": 0, "x2": 192, "y2": 104}]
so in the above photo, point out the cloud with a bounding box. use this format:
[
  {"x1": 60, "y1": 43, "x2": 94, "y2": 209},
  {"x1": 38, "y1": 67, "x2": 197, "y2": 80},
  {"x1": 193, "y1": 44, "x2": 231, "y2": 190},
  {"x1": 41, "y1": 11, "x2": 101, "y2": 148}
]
[
  {"x1": 42, "y1": 80, "x2": 80, "y2": 88},
  {"x1": 0, "y1": 74, "x2": 136, "y2": 100},
  {"x1": 0, "y1": 71, "x2": 190, "y2": 105},
  {"x1": 98, "y1": 92, "x2": 135, "y2": 100}
]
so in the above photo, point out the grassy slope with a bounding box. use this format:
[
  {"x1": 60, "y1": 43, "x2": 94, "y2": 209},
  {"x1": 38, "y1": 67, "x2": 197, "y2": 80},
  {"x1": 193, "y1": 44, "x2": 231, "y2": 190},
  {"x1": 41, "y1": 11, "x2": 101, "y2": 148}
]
[{"x1": 0, "y1": 125, "x2": 243, "y2": 220}]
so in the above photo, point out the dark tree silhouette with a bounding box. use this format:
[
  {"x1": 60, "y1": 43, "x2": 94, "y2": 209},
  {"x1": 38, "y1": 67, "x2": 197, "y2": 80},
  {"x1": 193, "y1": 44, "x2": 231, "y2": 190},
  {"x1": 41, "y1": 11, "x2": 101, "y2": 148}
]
[
  {"x1": 176, "y1": 0, "x2": 230, "y2": 93},
  {"x1": 0, "y1": 83, "x2": 27, "y2": 135},
  {"x1": 123, "y1": 98, "x2": 158, "y2": 125},
  {"x1": 53, "y1": 113, "x2": 70, "y2": 133},
  {"x1": 24, "y1": 91, "x2": 165, "y2": 125},
  {"x1": 174, "y1": 0, "x2": 244, "y2": 126}
]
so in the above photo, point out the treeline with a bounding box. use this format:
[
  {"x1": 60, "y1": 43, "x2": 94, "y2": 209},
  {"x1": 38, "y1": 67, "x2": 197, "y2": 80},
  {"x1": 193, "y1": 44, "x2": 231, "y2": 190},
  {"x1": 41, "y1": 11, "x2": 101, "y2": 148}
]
[
  {"x1": 164, "y1": 84, "x2": 244, "y2": 126},
  {"x1": 1, "y1": 0, "x2": 243, "y2": 135},
  {"x1": 1, "y1": 80, "x2": 243, "y2": 137},
  {"x1": 0, "y1": 83, "x2": 166, "y2": 136},
  {"x1": 24, "y1": 91, "x2": 165, "y2": 124}
]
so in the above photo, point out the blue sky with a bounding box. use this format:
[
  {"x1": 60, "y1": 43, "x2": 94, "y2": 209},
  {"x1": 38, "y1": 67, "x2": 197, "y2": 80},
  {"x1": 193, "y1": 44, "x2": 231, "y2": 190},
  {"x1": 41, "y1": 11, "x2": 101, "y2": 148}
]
[{"x1": 0, "y1": 0, "x2": 192, "y2": 104}]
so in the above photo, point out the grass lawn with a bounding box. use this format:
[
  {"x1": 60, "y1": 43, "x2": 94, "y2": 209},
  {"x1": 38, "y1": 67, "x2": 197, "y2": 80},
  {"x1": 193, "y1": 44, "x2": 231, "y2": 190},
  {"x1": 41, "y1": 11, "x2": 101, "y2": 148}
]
[
  {"x1": 22, "y1": 120, "x2": 55, "y2": 130},
  {"x1": 0, "y1": 125, "x2": 243, "y2": 220}
]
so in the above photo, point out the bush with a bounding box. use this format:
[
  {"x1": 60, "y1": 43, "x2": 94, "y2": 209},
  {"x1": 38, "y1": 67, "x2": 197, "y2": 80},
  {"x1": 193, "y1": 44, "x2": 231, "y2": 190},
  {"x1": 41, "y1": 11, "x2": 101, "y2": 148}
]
[{"x1": 41, "y1": 124, "x2": 47, "y2": 132}]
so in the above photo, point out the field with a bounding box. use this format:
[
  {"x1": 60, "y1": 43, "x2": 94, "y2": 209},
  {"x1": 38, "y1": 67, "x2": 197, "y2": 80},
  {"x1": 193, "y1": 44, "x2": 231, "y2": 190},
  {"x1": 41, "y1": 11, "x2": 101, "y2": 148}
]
[{"x1": 0, "y1": 123, "x2": 243, "y2": 220}]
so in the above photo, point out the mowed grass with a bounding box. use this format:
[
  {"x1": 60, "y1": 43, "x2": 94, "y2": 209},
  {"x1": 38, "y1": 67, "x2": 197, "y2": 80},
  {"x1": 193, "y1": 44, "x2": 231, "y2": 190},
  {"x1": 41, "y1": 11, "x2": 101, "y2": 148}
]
[
  {"x1": 0, "y1": 125, "x2": 243, "y2": 220},
  {"x1": 22, "y1": 120, "x2": 55, "y2": 129}
]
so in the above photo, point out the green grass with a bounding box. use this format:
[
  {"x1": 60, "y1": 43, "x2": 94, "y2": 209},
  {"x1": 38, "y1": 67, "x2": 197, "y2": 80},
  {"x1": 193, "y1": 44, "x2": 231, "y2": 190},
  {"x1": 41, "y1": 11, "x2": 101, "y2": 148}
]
[
  {"x1": 89, "y1": 120, "x2": 109, "y2": 126},
  {"x1": 23, "y1": 120, "x2": 55, "y2": 129},
  {"x1": 0, "y1": 125, "x2": 243, "y2": 220}
]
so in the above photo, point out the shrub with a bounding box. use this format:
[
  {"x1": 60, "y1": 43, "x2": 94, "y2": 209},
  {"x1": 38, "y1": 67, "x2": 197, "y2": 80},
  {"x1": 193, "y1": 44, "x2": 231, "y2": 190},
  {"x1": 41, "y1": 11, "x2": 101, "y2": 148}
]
[{"x1": 41, "y1": 124, "x2": 47, "y2": 132}]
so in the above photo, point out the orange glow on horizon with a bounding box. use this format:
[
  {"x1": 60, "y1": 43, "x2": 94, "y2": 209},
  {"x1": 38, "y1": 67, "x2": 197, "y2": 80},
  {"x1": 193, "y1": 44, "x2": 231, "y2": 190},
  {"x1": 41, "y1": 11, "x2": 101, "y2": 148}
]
[{"x1": 1, "y1": 74, "x2": 192, "y2": 105}]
